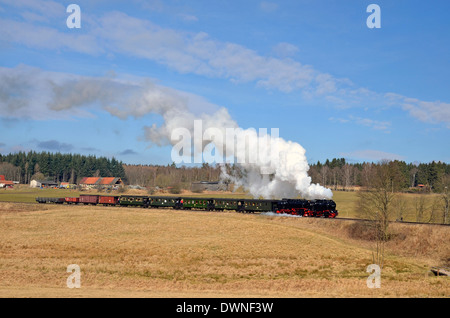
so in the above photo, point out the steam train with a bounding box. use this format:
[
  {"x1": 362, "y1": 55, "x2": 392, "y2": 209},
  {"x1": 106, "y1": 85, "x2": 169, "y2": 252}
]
[{"x1": 36, "y1": 195, "x2": 338, "y2": 218}]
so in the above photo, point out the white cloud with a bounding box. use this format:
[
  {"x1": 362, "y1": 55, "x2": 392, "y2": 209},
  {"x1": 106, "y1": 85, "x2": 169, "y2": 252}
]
[
  {"x1": 0, "y1": 8, "x2": 335, "y2": 95},
  {"x1": 340, "y1": 150, "x2": 405, "y2": 162},
  {"x1": 0, "y1": 18, "x2": 103, "y2": 55},
  {"x1": 179, "y1": 13, "x2": 198, "y2": 22},
  {"x1": 259, "y1": 1, "x2": 279, "y2": 13},
  {"x1": 271, "y1": 42, "x2": 299, "y2": 58},
  {"x1": 1, "y1": 3, "x2": 449, "y2": 128},
  {"x1": 385, "y1": 93, "x2": 450, "y2": 128},
  {"x1": 1, "y1": 0, "x2": 65, "y2": 19},
  {"x1": 329, "y1": 115, "x2": 391, "y2": 132},
  {"x1": 0, "y1": 65, "x2": 220, "y2": 122}
]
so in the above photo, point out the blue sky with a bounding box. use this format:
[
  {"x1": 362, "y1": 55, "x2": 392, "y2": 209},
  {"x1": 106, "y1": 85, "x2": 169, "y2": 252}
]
[{"x1": 0, "y1": 0, "x2": 449, "y2": 165}]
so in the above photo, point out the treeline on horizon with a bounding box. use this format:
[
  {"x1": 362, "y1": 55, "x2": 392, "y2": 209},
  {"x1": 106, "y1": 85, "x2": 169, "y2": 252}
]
[
  {"x1": 0, "y1": 151, "x2": 126, "y2": 185},
  {"x1": 0, "y1": 151, "x2": 449, "y2": 193},
  {"x1": 308, "y1": 158, "x2": 450, "y2": 193}
]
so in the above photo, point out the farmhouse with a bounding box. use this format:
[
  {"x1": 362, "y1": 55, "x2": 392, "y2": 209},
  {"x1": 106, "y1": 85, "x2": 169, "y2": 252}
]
[
  {"x1": 0, "y1": 175, "x2": 14, "y2": 188},
  {"x1": 79, "y1": 177, "x2": 123, "y2": 190},
  {"x1": 30, "y1": 180, "x2": 59, "y2": 188}
]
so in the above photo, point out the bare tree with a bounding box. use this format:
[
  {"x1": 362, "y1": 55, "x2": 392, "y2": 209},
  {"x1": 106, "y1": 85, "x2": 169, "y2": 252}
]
[
  {"x1": 414, "y1": 195, "x2": 426, "y2": 223},
  {"x1": 0, "y1": 162, "x2": 20, "y2": 181},
  {"x1": 392, "y1": 196, "x2": 407, "y2": 221},
  {"x1": 342, "y1": 164, "x2": 353, "y2": 191},
  {"x1": 358, "y1": 162, "x2": 397, "y2": 268},
  {"x1": 319, "y1": 165, "x2": 329, "y2": 187},
  {"x1": 361, "y1": 163, "x2": 373, "y2": 189},
  {"x1": 428, "y1": 196, "x2": 441, "y2": 224},
  {"x1": 331, "y1": 167, "x2": 340, "y2": 190},
  {"x1": 409, "y1": 166, "x2": 418, "y2": 187}
]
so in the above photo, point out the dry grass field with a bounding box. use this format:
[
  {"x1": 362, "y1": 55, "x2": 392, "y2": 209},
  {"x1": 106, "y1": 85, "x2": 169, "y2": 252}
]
[{"x1": 0, "y1": 200, "x2": 448, "y2": 298}]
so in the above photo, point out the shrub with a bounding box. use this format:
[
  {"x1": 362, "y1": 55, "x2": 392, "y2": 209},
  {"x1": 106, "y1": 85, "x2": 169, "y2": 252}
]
[{"x1": 169, "y1": 184, "x2": 182, "y2": 194}]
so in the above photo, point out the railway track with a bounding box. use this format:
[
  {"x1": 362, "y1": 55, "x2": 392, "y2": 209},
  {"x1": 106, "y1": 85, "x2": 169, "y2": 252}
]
[{"x1": 322, "y1": 216, "x2": 450, "y2": 227}]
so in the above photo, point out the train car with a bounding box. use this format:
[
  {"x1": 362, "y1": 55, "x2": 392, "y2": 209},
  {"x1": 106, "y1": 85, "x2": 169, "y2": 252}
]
[
  {"x1": 98, "y1": 195, "x2": 119, "y2": 206},
  {"x1": 119, "y1": 195, "x2": 149, "y2": 207},
  {"x1": 181, "y1": 198, "x2": 214, "y2": 210},
  {"x1": 148, "y1": 196, "x2": 179, "y2": 209},
  {"x1": 79, "y1": 194, "x2": 99, "y2": 205},
  {"x1": 239, "y1": 199, "x2": 277, "y2": 213},
  {"x1": 65, "y1": 197, "x2": 80, "y2": 204},
  {"x1": 36, "y1": 197, "x2": 65, "y2": 204},
  {"x1": 212, "y1": 198, "x2": 239, "y2": 211}
]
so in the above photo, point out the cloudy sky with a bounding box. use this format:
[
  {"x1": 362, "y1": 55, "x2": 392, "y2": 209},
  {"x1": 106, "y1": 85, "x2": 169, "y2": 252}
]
[{"x1": 0, "y1": 0, "x2": 449, "y2": 165}]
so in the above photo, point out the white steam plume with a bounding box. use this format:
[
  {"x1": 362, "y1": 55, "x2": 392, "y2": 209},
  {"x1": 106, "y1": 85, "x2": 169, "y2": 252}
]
[{"x1": 145, "y1": 107, "x2": 333, "y2": 200}]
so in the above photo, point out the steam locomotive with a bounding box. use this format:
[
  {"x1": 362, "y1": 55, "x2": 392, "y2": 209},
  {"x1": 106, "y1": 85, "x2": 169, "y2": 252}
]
[{"x1": 36, "y1": 195, "x2": 338, "y2": 218}]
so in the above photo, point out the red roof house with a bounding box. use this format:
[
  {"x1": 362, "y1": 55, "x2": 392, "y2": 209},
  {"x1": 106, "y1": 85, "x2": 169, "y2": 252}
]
[
  {"x1": 0, "y1": 175, "x2": 14, "y2": 188},
  {"x1": 79, "y1": 177, "x2": 123, "y2": 189}
]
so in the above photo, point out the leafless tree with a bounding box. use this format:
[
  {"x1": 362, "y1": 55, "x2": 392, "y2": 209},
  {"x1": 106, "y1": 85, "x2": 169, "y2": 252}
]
[
  {"x1": 409, "y1": 166, "x2": 418, "y2": 187},
  {"x1": 358, "y1": 162, "x2": 397, "y2": 268},
  {"x1": 319, "y1": 165, "x2": 329, "y2": 187},
  {"x1": 331, "y1": 167, "x2": 340, "y2": 190},
  {"x1": 428, "y1": 196, "x2": 441, "y2": 224},
  {"x1": 0, "y1": 162, "x2": 20, "y2": 181},
  {"x1": 342, "y1": 164, "x2": 353, "y2": 191},
  {"x1": 392, "y1": 196, "x2": 407, "y2": 221},
  {"x1": 361, "y1": 162, "x2": 373, "y2": 189},
  {"x1": 414, "y1": 195, "x2": 426, "y2": 223}
]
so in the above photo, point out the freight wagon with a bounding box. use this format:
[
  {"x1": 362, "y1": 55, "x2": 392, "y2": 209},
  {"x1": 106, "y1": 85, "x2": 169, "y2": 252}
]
[
  {"x1": 65, "y1": 197, "x2": 80, "y2": 204},
  {"x1": 98, "y1": 195, "x2": 119, "y2": 206},
  {"x1": 36, "y1": 197, "x2": 65, "y2": 204},
  {"x1": 79, "y1": 194, "x2": 99, "y2": 205}
]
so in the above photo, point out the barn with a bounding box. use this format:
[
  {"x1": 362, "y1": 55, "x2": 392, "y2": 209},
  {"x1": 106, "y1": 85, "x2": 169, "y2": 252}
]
[
  {"x1": 0, "y1": 175, "x2": 14, "y2": 188},
  {"x1": 29, "y1": 180, "x2": 58, "y2": 188},
  {"x1": 79, "y1": 177, "x2": 124, "y2": 190}
]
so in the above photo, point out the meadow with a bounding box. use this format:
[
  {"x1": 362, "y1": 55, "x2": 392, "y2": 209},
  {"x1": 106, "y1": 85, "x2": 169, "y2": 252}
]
[{"x1": 0, "y1": 189, "x2": 448, "y2": 297}]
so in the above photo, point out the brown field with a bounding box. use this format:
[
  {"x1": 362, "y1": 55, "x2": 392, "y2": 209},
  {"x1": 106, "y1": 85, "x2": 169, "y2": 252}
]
[{"x1": 0, "y1": 201, "x2": 448, "y2": 298}]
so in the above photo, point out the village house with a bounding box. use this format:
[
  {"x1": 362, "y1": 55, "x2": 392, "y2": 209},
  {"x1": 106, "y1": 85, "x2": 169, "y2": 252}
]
[
  {"x1": 30, "y1": 180, "x2": 59, "y2": 188},
  {"x1": 79, "y1": 177, "x2": 124, "y2": 190},
  {"x1": 0, "y1": 175, "x2": 14, "y2": 188}
]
